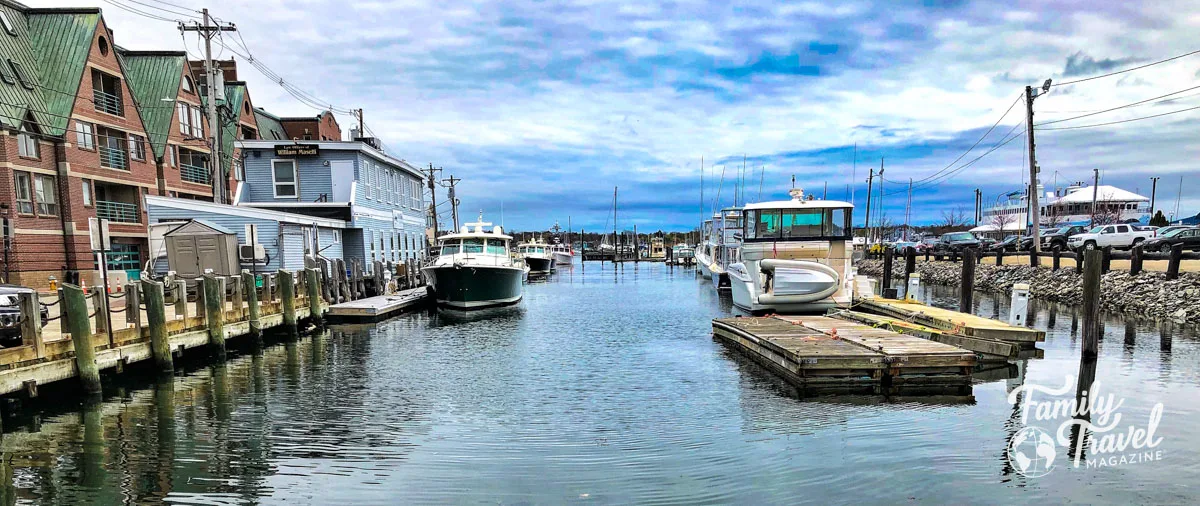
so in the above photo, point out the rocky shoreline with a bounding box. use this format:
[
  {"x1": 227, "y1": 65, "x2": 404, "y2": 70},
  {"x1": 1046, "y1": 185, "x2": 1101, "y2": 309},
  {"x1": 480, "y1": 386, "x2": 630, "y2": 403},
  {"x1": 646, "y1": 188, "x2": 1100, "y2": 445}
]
[{"x1": 858, "y1": 259, "x2": 1200, "y2": 324}]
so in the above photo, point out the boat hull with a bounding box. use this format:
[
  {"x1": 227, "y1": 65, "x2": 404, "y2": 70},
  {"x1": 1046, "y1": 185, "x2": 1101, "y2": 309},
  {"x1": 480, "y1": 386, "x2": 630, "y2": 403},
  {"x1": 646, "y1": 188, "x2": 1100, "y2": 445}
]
[
  {"x1": 422, "y1": 265, "x2": 524, "y2": 310},
  {"x1": 526, "y1": 257, "x2": 554, "y2": 274},
  {"x1": 552, "y1": 252, "x2": 573, "y2": 266}
]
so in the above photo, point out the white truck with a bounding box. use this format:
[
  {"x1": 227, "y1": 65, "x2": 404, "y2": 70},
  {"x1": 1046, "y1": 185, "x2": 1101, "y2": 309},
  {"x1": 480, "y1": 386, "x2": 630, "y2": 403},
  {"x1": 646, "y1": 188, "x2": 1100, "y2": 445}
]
[{"x1": 1067, "y1": 223, "x2": 1154, "y2": 251}]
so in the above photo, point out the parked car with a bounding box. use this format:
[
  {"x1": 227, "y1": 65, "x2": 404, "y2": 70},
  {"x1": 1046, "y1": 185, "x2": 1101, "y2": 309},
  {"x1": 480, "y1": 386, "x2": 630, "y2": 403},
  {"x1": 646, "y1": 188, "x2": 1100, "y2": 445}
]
[
  {"x1": 1040, "y1": 225, "x2": 1088, "y2": 251},
  {"x1": 1142, "y1": 227, "x2": 1200, "y2": 253},
  {"x1": 0, "y1": 285, "x2": 49, "y2": 346},
  {"x1": 990, "y1": 235, "x2": 1020, "y2": 252},
  {"x1": 934, "y1": 232, "x2": 982, "y2": 254},
  {"x1": 1153, "y1": 225, "x2": 1194, "y2": 238},
  {"x1": 978, "y1": 237, "x2": 998, "y2": 250},
  {"x1": 917, "y1": 236, "x2": 940, "y2": 252},
  {"x1": 1067, "y1": 223, "x2": 1154, "y2": 251},
  {"x1": 891, "y1": 241, "x2": 919, "y2": 253}
]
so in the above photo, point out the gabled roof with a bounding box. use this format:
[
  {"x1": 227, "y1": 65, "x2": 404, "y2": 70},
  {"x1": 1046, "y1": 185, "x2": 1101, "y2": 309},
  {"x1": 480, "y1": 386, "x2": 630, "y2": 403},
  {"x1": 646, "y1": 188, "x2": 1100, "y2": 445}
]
[
  {"x1": 253, "y1": 106, "x2": 286, "y2": 140},
  {"x1": 164, "y1": 218, "x2": 235, "y2": 236},
  {"x1": 1054, "y1": 185, "x2": 1149, "y2": 204},
  {"x1": 119, "y1": 50, "x2": 186, "y2": 160},
  {"x1": 0, "y1": 2, "x2": 55, "y2": 132},
  {"x1": 26, "y1": 8, "x2": 99, "y2": 136}
]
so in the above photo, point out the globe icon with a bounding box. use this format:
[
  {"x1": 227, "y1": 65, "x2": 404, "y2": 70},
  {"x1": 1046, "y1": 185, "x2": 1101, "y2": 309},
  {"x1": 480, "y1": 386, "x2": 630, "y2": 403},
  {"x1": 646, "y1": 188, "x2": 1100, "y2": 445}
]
[{"x1": 1008, "y1": 426, "x2": 1057, "y2": 477}]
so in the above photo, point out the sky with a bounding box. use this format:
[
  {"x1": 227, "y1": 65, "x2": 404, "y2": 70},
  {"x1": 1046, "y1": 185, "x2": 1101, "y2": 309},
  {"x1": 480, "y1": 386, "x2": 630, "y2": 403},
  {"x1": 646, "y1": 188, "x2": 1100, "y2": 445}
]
[{"x1": 36, "y1": 0, "x2": 1200, "y2": 232}]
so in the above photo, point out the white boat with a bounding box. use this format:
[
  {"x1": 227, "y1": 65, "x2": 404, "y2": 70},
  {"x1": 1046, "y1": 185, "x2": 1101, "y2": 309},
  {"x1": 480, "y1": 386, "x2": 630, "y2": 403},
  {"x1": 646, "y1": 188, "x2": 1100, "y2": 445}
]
[
  {"x1": 708, "y1": 208, "x2": 743, "y2": 290},
  {"x1": 516, "y1": 238, "x2": 555, "y2": 275},
  {"x1": 422, "y1": 214, "x2": 526, "y2": 310},
  {"x1": 549, "y1": 221, "x2": 575, "y2": 266},
  {"x1": 672, "y1": 244, "x2": 695, "y2": 265},
  {"x1": 727, "y1": 188, "x2": 857, "y2": 314},
  {"x1": 695, "y1": 217, "x2": 716, "y2": 279}
]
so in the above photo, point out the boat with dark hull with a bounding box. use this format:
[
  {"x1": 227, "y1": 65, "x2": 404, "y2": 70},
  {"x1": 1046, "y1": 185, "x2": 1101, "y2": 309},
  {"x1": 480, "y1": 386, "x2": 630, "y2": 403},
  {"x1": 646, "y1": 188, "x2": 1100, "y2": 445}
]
[
  {"x1": 517, "y1": 239, "x2": 555, "y2": 275},
  {"x1": 422, "y1": 215, "x2": 526, "y2": 310}
]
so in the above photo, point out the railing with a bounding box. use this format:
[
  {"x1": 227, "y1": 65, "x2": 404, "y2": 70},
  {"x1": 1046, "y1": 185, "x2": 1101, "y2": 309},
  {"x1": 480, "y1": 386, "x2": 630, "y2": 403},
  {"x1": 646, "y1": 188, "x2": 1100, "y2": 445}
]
[
  {"x1": 100, "y1": 145, "x2": 128, "y2": 170},
  {"x1": 96, "y1": 200, "x2": 139, "y2": 223},
  {"x1": 93, "y1": 89, "x2": 123, "y2": 116},
  {"x1": 181, "y1": 163, "x2": 210, "y2": 184}
]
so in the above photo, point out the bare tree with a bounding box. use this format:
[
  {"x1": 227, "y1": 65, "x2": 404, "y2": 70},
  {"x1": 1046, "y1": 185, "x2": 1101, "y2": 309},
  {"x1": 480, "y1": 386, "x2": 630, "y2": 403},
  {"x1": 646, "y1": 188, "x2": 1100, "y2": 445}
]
[
  {"x1": 990, "y1": 209, "x2": 1016, "y2": 235},
  {"x1": 935, "y1": 206, "x2": 971, "y2": 234},
  {"x1": 1043, "y1": 205, "x2": 1067, "y2": 229},
  {"x1": 1091, "y1": 203, "x2": 1123, "y2": 226}
]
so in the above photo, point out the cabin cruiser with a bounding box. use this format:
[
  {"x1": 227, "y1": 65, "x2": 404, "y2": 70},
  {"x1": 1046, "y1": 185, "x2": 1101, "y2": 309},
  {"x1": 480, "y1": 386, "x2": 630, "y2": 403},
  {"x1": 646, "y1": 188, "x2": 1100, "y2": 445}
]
[
  {"x1": 649, "y1": 237, "x2": 666, "y2": 259},
  {"x1": 550, "y1": 242, "x2": 574, "y2": 267},
  {"x1": 672, "y1": 244, "x2": 695, "y2": 266},
  {"x1": 707, "y1": 208, "x2": 743, "y2": 290},
  {"x1": 422, "y1": 214, "x2": 526, "y2": 310},
  {"x1": 727, "y1": 189, "x2": 856, "y2": 314},
  {"x1": 695, "y1": 218, "x2": 716, "y2": 278},
  {"x1": 516, "y1": 238, "x2": 555, "y2": 275}
]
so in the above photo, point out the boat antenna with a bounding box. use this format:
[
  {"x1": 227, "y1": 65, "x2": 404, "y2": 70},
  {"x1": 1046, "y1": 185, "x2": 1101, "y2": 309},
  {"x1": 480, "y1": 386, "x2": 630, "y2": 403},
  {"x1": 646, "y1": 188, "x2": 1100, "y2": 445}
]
[
  {"x1": 713, "y1": 164, "x2": 726, "y2": 216},
  {"x1": 791, "y1": 174, "x2": 795, "y2": 189}
]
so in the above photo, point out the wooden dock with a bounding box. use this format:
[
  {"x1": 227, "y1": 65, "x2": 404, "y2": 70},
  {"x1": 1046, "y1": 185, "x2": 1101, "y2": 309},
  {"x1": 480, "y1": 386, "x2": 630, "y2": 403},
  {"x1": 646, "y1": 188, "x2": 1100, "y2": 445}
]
[
  {"x1": 326, "y1": 287, "x2": 429, "y2": 322},
  {"x1": 856, "y1": 298, "x2": 1045, "y2": 343},
  {"x1": 832, "y1": 310, "x2": 1023, "y2": 361},
  {"x1": 712, "y1": 315, "x2": 976, "y2": 396}
]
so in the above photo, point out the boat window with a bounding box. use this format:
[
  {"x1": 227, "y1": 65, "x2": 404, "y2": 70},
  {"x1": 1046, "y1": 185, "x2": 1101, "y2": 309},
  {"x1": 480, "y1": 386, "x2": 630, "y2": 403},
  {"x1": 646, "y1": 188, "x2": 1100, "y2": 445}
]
[
  {"x1": 463, "y1": 238, "x2": 485, "y2": 254},
  {"x1": 755, "y1": 210, "x2": 781, "y2": 239},
  {"x1": 485, "y1": 239, "x2": 507, "y2": 255},
  {"x1": 743, "y1": 210, "x2": 758, "y2": 239},
  {"x1": 828, "y1": 208, "x2": 848, "y2": 237},
  {"x1": 440, "y1": 240, "x2": 461, "y2": 255},
  {"x1": 781, "y1": 209, "x2": 823, "y2": 239}
]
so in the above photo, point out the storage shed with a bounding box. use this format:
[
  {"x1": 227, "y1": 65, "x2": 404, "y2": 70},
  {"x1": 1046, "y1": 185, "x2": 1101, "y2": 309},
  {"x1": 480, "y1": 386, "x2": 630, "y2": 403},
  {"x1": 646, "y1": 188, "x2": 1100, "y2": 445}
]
[{"x1": 164, "y1": 220, "x2": 240, "y2": 279}]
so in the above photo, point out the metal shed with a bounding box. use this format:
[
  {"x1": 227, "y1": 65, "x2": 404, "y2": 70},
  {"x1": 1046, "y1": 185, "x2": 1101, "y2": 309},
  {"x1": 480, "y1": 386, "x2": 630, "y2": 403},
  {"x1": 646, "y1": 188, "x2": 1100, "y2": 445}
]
[{"x1": 164, "y1": 220, "x2": 240, "y2": 280}]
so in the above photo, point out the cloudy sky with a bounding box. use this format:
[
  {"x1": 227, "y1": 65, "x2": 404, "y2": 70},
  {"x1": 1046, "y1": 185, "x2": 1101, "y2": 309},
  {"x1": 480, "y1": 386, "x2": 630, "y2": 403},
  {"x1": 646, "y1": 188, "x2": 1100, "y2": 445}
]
[{"x1": 40, "y1": 0, "x2": 1200, "y2": 232}]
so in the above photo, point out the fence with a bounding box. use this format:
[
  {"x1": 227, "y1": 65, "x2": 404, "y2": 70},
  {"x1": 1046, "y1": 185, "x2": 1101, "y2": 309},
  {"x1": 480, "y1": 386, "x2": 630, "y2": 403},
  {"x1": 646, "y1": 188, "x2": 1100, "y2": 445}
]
[{"x1": 866, "y1": 243, "x2": 1189, "y2": 280}]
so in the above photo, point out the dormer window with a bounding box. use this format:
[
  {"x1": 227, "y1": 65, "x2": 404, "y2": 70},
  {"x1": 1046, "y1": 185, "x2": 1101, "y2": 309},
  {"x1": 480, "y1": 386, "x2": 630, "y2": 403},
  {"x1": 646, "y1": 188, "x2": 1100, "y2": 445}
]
[
  {"x1": 8, "y1": 60, "x2": 32, "y2": 90},
  {"x1": 17, "y1": 119, "x2": 39, "y2": 159},
  {"x1": 0, "y1": 12, "x2": 16, "y2": 36}
]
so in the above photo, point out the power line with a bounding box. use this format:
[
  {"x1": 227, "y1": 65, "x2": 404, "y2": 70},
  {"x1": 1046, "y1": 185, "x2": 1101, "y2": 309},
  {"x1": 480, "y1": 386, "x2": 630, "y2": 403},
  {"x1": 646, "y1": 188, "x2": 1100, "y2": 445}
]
[
  {"x1": 1035, "y1": 84, "x2": 1200, "y2": 126},
  {"x1": 1035, "y1": 104, "x2": 1200, "y2": 131},
  {"x1": 883, "y1": 123, "x2": 1026, "y2": 197},
  {"x1": 122, "y1": 0, "x2": 201, "y2": 18},
  {"x1": 1051, "y1": 49, "x2": 1200, "y2": 88},
  {"x1": 906, "y1": 93, "x2": 1023, "y2": 186},
  {"x1": 100, "y1": 0, "x2": 184, "y2": 23}
]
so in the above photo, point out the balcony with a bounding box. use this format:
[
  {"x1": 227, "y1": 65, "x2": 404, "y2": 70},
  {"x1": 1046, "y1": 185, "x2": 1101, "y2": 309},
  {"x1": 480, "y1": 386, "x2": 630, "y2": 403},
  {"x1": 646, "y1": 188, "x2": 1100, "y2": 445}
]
[
  {"x1": 96, "y1": 200, "x2": 139, "y2": 223},
  {"x1": 93, "y1": 89, "x2": 123, "y2": 116},
  {"x1": 100, "y1": 145, "x2": 128, "y2": 170},
  {"x1": 181, "y1": 163, "x2": 210, "y2": 184}
]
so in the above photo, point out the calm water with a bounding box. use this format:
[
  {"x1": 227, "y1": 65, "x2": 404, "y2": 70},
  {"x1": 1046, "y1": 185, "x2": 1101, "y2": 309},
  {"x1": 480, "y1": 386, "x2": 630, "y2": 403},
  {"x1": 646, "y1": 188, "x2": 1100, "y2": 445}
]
[{"x1": 2, "y1": 261, "x2": 1198, "y2": 504}]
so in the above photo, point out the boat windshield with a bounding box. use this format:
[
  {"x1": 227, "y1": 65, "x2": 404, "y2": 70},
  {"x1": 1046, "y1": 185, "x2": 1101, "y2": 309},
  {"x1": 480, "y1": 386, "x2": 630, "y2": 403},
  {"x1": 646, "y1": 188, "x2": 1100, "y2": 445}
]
[
  {"x1": 743, "y1": 207, "x2": 851, "y2": 241},
  {"x1": 440, "y1": 240, "x2": 461, "y2": 255},
  {"x1": 486, "y1": 239, "x2": 507, "y2": 255},
  {"x1": 463, "y1": 238, "x2": 485, "y2": 254}
]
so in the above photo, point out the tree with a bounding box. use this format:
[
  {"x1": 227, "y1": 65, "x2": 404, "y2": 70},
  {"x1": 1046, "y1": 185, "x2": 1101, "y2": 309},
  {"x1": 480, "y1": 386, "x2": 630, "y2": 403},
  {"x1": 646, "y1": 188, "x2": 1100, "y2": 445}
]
[
  {"x1": 1091, "y1": 203, "x2": 1123, "y2": 226},
  {"x1": 1150, "y1": 210, "x2": 1169, "y2": 227},
  {"x1": 1044, "y1": 205, "x2": 1068, "y2": 229},
  {"x1": 990, "y1": 209, "x2": 1016, "y2": 235}
]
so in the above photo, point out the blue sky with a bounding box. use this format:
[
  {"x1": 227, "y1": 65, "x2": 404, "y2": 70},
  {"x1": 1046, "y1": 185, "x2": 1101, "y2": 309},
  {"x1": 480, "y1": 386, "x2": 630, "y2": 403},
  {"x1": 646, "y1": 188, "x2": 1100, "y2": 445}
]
[{"x1": 48, "y1": 0, "x2": 1200, "y2": 232}]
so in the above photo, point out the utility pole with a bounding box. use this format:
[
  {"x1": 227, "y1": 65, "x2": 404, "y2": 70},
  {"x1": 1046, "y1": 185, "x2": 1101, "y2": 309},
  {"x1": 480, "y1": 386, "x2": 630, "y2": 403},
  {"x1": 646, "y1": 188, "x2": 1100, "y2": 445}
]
[
  {"x1": 864, "y1": 168, "x2": 875, "y2": 242},
  {"x1": 1025, "y1": 80, "x2": 1053, "y2": 251},
  {"x1": 974, "y1": 189, "x2": 982, "y2": 225},
  {"x1": 443, "y1": 175, "x2": 461, "y2": 231},
  {"x1": 180, "y1": 10, "x2": 236, "y2": 204},
  {"x1": 877, "y1": 158, "x2": 885, "y2": 242},
  {"x1": 1090, "y1": 168, "x2": 1099, "y2": 226},
  {"x1": 356, "y1": 109, "x2": 365, "y2": 137},
  {"x1": 1149, "y1": 176, "x2": 1160, "y2": 219},
  {"x1": 425, "y1": 163, "x2": 442, "y2": 235},
  {"x1": 905, "y1": 178, "x2": 913, "y2": 241}
]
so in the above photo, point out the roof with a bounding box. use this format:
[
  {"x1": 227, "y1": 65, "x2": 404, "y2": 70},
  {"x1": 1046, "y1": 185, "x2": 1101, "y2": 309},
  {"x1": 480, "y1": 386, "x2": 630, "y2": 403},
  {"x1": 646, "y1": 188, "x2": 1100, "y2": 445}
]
[
  {"x1": 26, "y1": 9, "x2": 99, "y2": 136},
  {"x1": 1053, "y1": 185, "x2": 1148, "y2": 204},
  {"x1": 239, "y1": 139, "x2": 423, "y2": 178},
  {"x1": 119, "y1": 50, "x2": 186, "y2": 159},
  {"x1": 165, "y1": 219, "x2": 235, "y2": 236},
  {"x1": 253, "y1": 107, "x2": 286, "y2": 140},
  {"x1": 146, "y1": 195, "x2": 347, "y2": 229},
  {"x1": 744, "y1": 198, "x2": 853, "y2": 210}
]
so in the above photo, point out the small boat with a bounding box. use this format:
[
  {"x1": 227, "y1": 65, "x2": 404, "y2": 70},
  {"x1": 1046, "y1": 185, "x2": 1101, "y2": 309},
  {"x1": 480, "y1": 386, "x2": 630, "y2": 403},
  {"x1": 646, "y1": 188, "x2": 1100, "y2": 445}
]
[
  {"x1": 549, "y1": 221, "x2": 575, "y2": 267},
  {"x1": 695, "y1": 217, "x2": 716, "y2": 279},
  {"x1": 422, "y1": 213, "x2": 526, "y2": 310},
  {"x1": 706, "y1": 209, "x2": 743, "y2": 290},
  {"x1": 671, "y1": 244, "x2": 695, "y2": 265},
  {"x1": 516, "y1": 238, "x2": 555, "y2": 275},
  {"x1": 727, "y1": 188, "x2": 857, "y2": 314},
  {"x1": 649, "y1": 237, "x2": 667, "y2": 260}
]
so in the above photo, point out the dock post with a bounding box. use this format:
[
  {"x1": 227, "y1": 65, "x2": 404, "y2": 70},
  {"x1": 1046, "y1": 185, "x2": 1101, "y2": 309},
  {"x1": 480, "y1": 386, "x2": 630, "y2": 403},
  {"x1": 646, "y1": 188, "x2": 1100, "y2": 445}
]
[
  {"x1": 960, "y1": 248, "x2": 975, "y2": 313},
  {"x1": 903, "y1": 247, "x2": 916, "y2": 297},
  {"x1": 320, "y1": 258, "x2": 332, "y2": 303},
  {"x1": 93, "y1": 289, "x2": 109, "y2": 339},
  {"x1": 995, "y1": 248, "x2": 1003, "y2": 266},
  {"x1": 906, "y1": 273, "x2": 921, "y2": 301},
  {"x1": 1008, "y1": 282, "x2": 1030, "y2": 327},
  {"x1": 335, "y1": 258, "x2": 348, "y2": 303},
  {"x1": 306, "y1": 268, "x2": 322, "y2": 325},
  {"x1": 1081, "y1": 249, "x2": 1103, "y2": 357},
  {"x1": 373, "y1": 260, "x2": 384, "y2": 296},
  {"x1": 174, "y1": 280, "x2": 187, "y2": 321},
  {"x1": 242, "y1": 270, "x2": 261, "y2": 339},
  {"x1": 231, "y1": 276, "x2": 243, "y2": 318},
  {"x1": 1052, "y1": 249, "x2": 1061, "y2": 271},
  {"x1": 881, "y1": 247, "x2": 893, "y2": 295},
  {"x1": 63, "y1": 284, "x2": 102, "y2": 396},
  {"x1": 1029, "y1": 247, "x2": 1037, "y2": 267},
  {"x1": 279, "y1": 269, "x2": 298, "y2": 335},
  {"x1": 1130, "y1": 244, "x2": 1144, "y2": 276},
  {"x1": 1075, "y1": 251, "x2": 1083, "y2": 274},
  {"x1": 201, "y1": 274, "x2": 226, "y2": 359},
  {"x1": 194, "y1": 278, "x2": 206, "y2": 320},
  {"x1": 262, "y1": 273, "x2": 274, "y2": 304},
  {"x1": 1167, "y1": 244, "x2": 1183, "y2": 280},
  {"x1": 141, "y1": 280, "x2": 173, "y2": 374},
  {"x1": 18, "y1": 292, "x2": 44, "y2": 358},
  {"x1": 1101, "y1": 246, "x2": 1112, "y2": 273}
]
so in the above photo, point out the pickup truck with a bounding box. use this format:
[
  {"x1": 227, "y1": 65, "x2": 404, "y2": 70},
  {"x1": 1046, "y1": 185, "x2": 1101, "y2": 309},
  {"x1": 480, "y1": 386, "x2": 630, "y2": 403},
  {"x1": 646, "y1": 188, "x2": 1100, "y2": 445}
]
[
  {"x1": 1067, "y1": 224, "x2": 1154, "y2": 251},
  {"x1": 1040, "y1": 225, "x2": 1088, "y2": 251}
]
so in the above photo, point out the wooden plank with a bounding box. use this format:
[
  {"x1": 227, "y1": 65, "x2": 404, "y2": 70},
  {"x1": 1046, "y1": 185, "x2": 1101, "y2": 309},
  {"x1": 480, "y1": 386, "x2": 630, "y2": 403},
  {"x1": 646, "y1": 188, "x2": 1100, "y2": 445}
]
[
  {"x1": 831, "y1": 310, "x2": 1020, "y2": 358},
  {"x1": 857, "y1": 298, "x2": 1045, "y2": 342},
  {"x1": 774, "y1": 315, "x2": 977, "y2": 369}
]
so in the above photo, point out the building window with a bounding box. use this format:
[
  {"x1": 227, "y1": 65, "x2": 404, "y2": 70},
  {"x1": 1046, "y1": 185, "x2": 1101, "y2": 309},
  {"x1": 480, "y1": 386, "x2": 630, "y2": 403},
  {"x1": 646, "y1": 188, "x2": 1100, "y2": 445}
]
[
  {"x1": 98, "y1": 36, "x2": 109, "y2": 56},
  {"x1": 169, "y1": 145, "x2": 178, "y2": 167},
  {"x1": 82, "y1": 179, "x2": 93, "y2": 207},
  {"x1": 182, "y1": 75, "x2": 193, "y2": 93},
  {"x1": 0, "y1": 12, "x2": 15, "y2": 36},
  {"x1": 272, "y1": 159, "x2": 297, "y2": 197},
  {"x1": 17, "y1": 121, "x2": 37, "y2": 158},
  {"x1": 97, "y1": 126, "x2": 129, "y2": 170},
  {"x1": 34, "y1": 174, "x2": 57, "y2": 216},
  {"x1": 177, "y1": 103, "x2": 202, "y2": 137},
  {"x1": 128, "y1": 134, "x2": 146, "y2": 161},
  {"x1": 13, "y1": 172, "x2": 32, "y2": 214},
  {"x1": 75, "y1": 121, "x2": 95, "y2": 149},
  {"x1": 91, "y1": 70, "x2": 123, "y2": 116},
  {"x1": 332, "y1": 229, "x2": 341, "y2": 243},
  {"x1": 8, "y1": 60, "x2": 32, "y2": 90}
]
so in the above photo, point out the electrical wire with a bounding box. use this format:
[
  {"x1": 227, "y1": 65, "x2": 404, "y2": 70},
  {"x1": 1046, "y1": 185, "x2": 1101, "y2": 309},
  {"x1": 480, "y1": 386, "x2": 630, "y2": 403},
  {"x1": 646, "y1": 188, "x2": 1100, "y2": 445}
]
[
  {"x1": 120, "y1": 0, "x2": 201, "y2": 19},
  {"x1": 904, "y1": 93, "x2": 1023, "y2": 186},
  {"x1": 882, "y1": 123, "x2": 1026, "y2": 197},
  {"x1": 1035, "y1": 104, "x2": 1200, "y2": 131},
  {"x1": 1051, "y1": 49, "x2": 1200, "y2": 88},
  {"x1": 100, "y1": 0, "x2": 181, "y2": 23},
  {"x1": 1035, "y1": 84, "x2": 1200, "y2": 126}
]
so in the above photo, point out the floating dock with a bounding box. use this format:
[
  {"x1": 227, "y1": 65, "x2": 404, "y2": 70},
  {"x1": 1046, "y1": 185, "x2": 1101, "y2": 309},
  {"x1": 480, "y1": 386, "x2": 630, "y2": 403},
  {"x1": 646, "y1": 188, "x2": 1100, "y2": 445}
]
[
  {"x1": 855, "y1": 298, "x2": 1045, "y2": 343},
  {"x1": 712, "y1": 315, "x2": 976, "y2": 396},
  {"x1": 326, "y1": 287, "x2": 429, "y2": 322}
]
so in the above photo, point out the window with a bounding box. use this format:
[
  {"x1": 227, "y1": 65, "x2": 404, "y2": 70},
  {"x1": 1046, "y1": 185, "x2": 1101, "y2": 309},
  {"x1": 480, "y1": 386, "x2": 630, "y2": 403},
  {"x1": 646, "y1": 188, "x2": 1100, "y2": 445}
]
[
  {"x1": 9, "y1": 60, "x2": 31, "y2": 90},
  {"x1": 780, "y1": 210, "x2": 823, "y2": 239},
  {"x1": 272, "y1": 159, "x2": 297, "y2": 197},
  {"x1": 33, "y1": 174, "x2": 57, "y2": 216},
  {"x1": 128, "y1": 134, "x2": 146, "y2": 161},
  {"x1": 91, "y1": 70, "x2": 122, "y2": 115},
  {"x1": 13, "y1": 172, "x2": 32, "y2": 214},
  {"x1": 97, "y1": 36, "x2": 109, "y2": 56},
  {"x1": 17, "y1": 121, "x2": 37, "y2": 158},
  {"x1": 181, "y1": 75, "x2": 193, "y2": 93},
  {"x1": 462, "y1": 238, "x2": 484, "y2": 254},
  {"x1": 440, "y1": 240, "x2": 460, "y2": 256},
  {"x1": 82, "y1": 179, "x2": 93, "y2": 207},
  {"x1": 75, "y1": 121, "x2": 95, "y2": 149},
  {"x1": 169, "y1": 145, "x2": 178, "y2": 167},
  {"x1": 486, "y1": 239, "x2": 507, "y2": 255},
  {"x1": 0, "y1": 12, "x2": 14, "y2": 36},
  {"x1": 332, "y1": 229, "x2": 341, "y2": 243},
  {"x1": 0, "y1": 61, "x2": 13, "y2": 85}
]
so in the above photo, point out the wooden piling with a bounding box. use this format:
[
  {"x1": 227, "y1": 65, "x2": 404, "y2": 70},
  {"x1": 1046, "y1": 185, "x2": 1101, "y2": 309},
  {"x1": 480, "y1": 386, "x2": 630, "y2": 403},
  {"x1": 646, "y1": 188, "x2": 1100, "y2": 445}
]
[
  {"x1": 960, "y1": 248, "x2": 975, "y2": 313},
  {"x1": 904, "y1": 247, "x2": 916, "y2": 280},
  {"x1": 242, "y1": 270, "x2": 261, "y2": 338},
  {"x1": 1167, "y1": 243, "x2": 1183, "y2": 280},
  {"x1": 1101, "y1": 246, "x2": 1112, "y2": 273},
  {"x1": 141, "y1": 280, "x2": 173, "y2": 374},
  {"x1": 1029, "y1": 247, "x2": 1038, "y2": 267},
  {"x1": 1075, "y1": 251, "x2": 1084, "y2": 274},
  {"x1": 18, "y1": 292, "x2": 44, "y2": 358},
  {"x1": 881, "y1": 247, "x2": 893, "y2": 294},
  {"x1": 174, "y1": 280, "x2": 188, "y2": 320},
  {"x1": 305, "y1": 268, "x2": 322, "y2": 324},
  {"x1": 1052, "y1": 249, "x2": 1061, "y2": 271},
  {"x1": 279, "y1": 269, "x2": 297, "y2": 332},
  {"x1": 201, "y1": 274, "x2": 226, "y2": 358},
  {"x1": 995, "y1": 248, "x2": 1003, "y2": 266},
  {"x1": 62, "y1": 284, "x2": 102, "y2": 396},
  {"x1": 1130, "y1": 244, "x2": 1143, "y2": 276},
  {"x1": 231, "y1": 276, "x2": 243, "y2": 318},
  {"x1": 125, "y1": 282, "x2": 141, "y2": 331},
  {"x1": 1081, "y1": 249, "x2": 1102, "y2": 358}
]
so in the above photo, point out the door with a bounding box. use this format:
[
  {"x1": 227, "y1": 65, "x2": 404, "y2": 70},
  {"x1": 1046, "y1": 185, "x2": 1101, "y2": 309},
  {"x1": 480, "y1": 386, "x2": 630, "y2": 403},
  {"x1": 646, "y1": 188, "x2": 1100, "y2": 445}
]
[{"x1": 330, "y1": 160, "x2": 354, "y2": 201}]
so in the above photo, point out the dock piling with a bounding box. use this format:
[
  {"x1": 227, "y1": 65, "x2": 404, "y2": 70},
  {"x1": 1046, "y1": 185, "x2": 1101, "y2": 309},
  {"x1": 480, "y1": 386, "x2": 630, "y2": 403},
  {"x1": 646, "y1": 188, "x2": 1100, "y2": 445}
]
[
  {"x1": 279, "y1": 269, "x2": 297, "y2": 334},
  {"x1": 1052, "y1": 249, "x2": 1061, "y2": 271},
  {"x1": 1101, "y1": 246, "x2": 1113, "y2": 273},
  {"x1": 1130, "y1": 244, "x2": 1144, "y2": 276},
  {"x1": 18, "y1": 292, "x2": 44, "y2": 358},
  {"x1": 201, "y1": 274, "x2": 226, "y2": 359},
  {"x1": 305, "y1": 268, "x2": 322, "y2": 324},
  {"x1": 995, "y1": 248, "x2": 1003, "y2": 266},
  {"x1": 241, "y1": 270, "x2": 261, "y2": 339},
  {"x1": 174, "y1": 280, "x2": 187, "y2": 320},
  {"x1": 1167, "y1": 244, "x2": 1183, "y2": 280},
  {"x1": 881, "y1": 248, "x2": 893, "y2": 295},
  {"x1": 1081, "y1": 249, "x2": 1103, "y2": 357},
  {"x1": 960, "y1": 248, "x2": 975, "y2": 313},
  {"x1": 141, "y1": 280, "x2": 173, "y2": 374},
  {"x1": 62, "y1": 284, "x2": 102, "y2": 396}
]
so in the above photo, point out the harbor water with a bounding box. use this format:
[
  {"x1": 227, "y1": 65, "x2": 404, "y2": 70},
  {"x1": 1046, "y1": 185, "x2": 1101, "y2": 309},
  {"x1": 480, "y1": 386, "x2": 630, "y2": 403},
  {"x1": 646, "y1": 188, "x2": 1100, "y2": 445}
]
[{"x1": 2, "y1": 262, "x2": 1197, "y2": 504}]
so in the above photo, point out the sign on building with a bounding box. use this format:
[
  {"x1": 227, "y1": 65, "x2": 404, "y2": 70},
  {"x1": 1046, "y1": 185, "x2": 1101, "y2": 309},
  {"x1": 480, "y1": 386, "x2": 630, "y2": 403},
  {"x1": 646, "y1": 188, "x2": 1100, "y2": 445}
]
[{"x1": 275, "y1": 144, "x2": 320, "y2": 157}]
